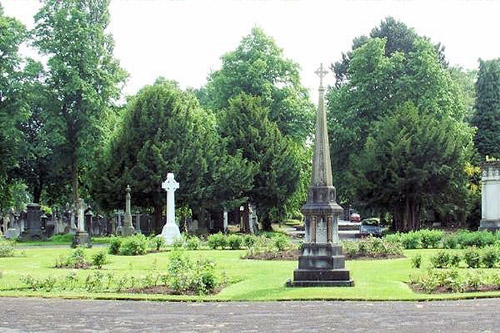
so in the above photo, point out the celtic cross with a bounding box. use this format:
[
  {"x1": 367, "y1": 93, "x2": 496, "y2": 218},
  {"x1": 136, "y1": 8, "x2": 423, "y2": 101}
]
[{"x1": 315, "y1": 63, "x2": 328, "y2": 88}]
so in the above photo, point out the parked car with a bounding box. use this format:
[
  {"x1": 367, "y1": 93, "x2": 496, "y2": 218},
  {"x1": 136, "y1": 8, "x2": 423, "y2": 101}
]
[
  {"x1": 359, "y1": 218, "x2": 383, "y2": 237},
  {"x1": 350, "y1": 213, "x2": 361, "y2": 222}
]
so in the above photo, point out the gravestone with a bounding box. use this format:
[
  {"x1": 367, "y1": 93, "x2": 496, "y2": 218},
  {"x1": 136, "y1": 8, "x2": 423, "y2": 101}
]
[
  {"x1": 160, "y1": 173, "x2": 181, "y2": 245},
  {"x1": 18, "y1": 204, "x2": 45, "y2": 241},
  {"x1": 115, "y1": 210, "x2": 124, "y2": 236},
  {"x1": 288, "y1": 64, "x2": 353, "y2": 287},
  {"x1": 72, "y1": 198, "x2": 91, "y2": 247},
  {"x1": 122, "y1": 185, "x2": 135, "y2": 236},
  {"x1": 479, "y1": 160, "x2": 500, "y2": 231}
]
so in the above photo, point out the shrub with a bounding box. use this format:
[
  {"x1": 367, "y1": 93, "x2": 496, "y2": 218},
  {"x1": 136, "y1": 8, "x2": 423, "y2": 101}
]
[
  {"x1": 449, "y1": 253, "x2": 462, "y2": 267},
  {"x1": 464, "y1": 247, "x2": 481, "y2": 268},
  {"x1": 227, "y1": 234, "x2": 243, "y2": 250},
  {"x1": 185, "y1": 236, "x2": 201, "y2": 250},
  {"x1": 91, "y1": 251, "x2": 108, "y2": 269},
  {"x1": 482, "y1": 247, "x2": 499, "y2": 268},
  {"x1": 0, "y1": 239, "x2": 14, "y2": 257},
  {"x1": 419, "y1": 229, "x2": 444, "y2": 249},
  {"x1": 456, "y1": 230, "x2": 496, "y2": 248},
  {"x1": 401, "y1": 232, "x2": 422, "y2": 249},
  {"x1": 411, "y1": 254, "x2": 422, "y2": 268},
  {"x1": 243, "y1": 234, "x2": 258, "y2": 248},
  {"x1": 273, "y1": 234, "x2": 291, "y2": 252},
  {"x1": 108, "y1": 237, "x2": 122, "y2": 255},
  {"x1": 430, "y1": 251, "x2": 451, "y2": 269},
  {"x1": 68, "y1": 247, "x2": 89, "y2": 268},
  {"x1": 442, "y1": 235, "x2": 459, "y2": 249},
  {"x1": 207, "y1": 232, "x2": 227, "y2": 250},
  {"x1": 342, "y1": 237, "x2": 403, "y2": 259},
  {"x1": 120, "y1": 234, "x2": 147, "y2": 256},
  {"x1": 148, "y1": 236, "x2": 165, "y2": 252}
]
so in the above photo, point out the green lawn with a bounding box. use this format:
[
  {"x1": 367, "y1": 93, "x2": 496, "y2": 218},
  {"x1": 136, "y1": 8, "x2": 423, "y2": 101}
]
[{"x1": 1, "y1": 247, "x2": 500, "y2": 301}]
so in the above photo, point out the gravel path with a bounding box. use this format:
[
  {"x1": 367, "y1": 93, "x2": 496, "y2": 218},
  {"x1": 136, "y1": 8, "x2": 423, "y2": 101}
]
[{"x1": 1, "y1": 297, "x2": 498, "y2": 332}]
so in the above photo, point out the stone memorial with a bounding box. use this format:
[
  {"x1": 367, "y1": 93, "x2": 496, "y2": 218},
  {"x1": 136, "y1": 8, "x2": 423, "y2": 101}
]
[
  {"x1": 72, "y1": 198, "x2": 91, "y2": 247},
  {"x1": 5, "y1": 208, "x2": 20, "y2": 239},
  {"x1": 288, "y1": 64, "x2": 353, "y2": 287},
  {"x1": 122, "y1": 185, "x2": 136, "y2": 236},
  {"x1": 160, "y1": 173, "x2": 181, "y2": 245},
  {"x1": 18, "y1": 204, "x2": 45, "y2": 241},
  {"x1": 479, "y1": 160, "x2": 500, "y2": 231}
]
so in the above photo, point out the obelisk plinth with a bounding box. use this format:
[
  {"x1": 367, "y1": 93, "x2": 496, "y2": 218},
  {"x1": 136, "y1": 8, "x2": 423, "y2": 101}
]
[{"x1": 288, "y1": 64, "x2": 353, "y2": 287}]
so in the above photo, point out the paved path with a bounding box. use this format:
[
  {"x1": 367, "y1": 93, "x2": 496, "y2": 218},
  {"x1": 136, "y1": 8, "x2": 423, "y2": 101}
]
[{"x1": 1, "y1": 297, "x2": 498, "y2": 332}]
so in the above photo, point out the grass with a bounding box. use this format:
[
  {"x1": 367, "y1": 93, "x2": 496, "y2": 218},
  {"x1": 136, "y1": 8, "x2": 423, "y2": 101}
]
[
  {"x1": 16, "y1": 234, "x2": 112, "y2": 246},
  {"x1": 1, "y1": 247, "x2": 500, "y2": 301}
]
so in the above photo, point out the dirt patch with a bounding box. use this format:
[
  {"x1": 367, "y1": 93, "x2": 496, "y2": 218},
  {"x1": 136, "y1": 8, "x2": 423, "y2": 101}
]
[
  {"x1": 409, "y1": 283, "x2": 500, "y2": 294},
  {"x1": 54, "y1": 263, "x2": 93, "y2": 269}
]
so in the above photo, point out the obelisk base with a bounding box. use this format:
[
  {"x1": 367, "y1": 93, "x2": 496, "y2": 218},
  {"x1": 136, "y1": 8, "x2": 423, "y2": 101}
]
[
  {"x1": 287, "y1": 243, "x2": 354, "y2": 287},
  {"x1": 160, "y1": 222, "x2": 181, "y2": 246},
  {"x1": 71, "y1": 231, "x2": 91, "y2": 248}
]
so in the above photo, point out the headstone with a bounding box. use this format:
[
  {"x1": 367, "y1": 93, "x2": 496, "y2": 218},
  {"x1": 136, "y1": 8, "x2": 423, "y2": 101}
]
[
  {"x1": 288, "y1": 64, "x2": 353, "y2": 287},
  {"x1": 160, "y1": 173, "x2": 181, "y2": 245},
  {"x1": 122, "y1": 185, "x2": 135, "y2": 236},
  {"x1": 4, "y1": 208, "x2": 19, "y2": 239},
  {"x1": 479, "y1": 161, "x2": 500, "y2": 231},
  {"x1": 18, "y1": 204, "x2": 45, "y2": 241},
  {"x1": 188, "y1": 219, "x2": 199, "y2": 233},
  {"x1": 115, "y1": 210, "x2": 123, "y2": 236},
  {"x1": 71, "y1": 198, "x2": 91, "y2": 248},
  {"x1": 134, "y1": 213, "x2": 142, "y2": 233}
]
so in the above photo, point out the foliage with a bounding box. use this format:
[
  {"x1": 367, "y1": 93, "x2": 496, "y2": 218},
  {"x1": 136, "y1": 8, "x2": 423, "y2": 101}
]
[
  {"x1": 411, "y1": 254, "x2": 422, "y2": 269},
  {"x1": 148, "y1": 236, "x2": 165, "y2": 252},
  {"x1": 207, "y1": 232, "x2": 228, "y2": 250},
  {"x1": 463, "y1": 247, "x2": 481, "y2": 268},
  {"x1": 201, "y1": 26, "x2": 314, "y2": 141},
  {"x1": 32, "y1": 0, "x2": 127, "y2": 204},
  {"x1": 167, "y1": 250, "x2": 222, "y2": 295},
  {"x1": 328, "y1": 21, "x2": 474, "y2": 230},
  {"x1": 119, "y1": 234, "x2": 148, "y2": 256},
  {"x1": 91, "y1": 250, "x2": 108, "y2": 269},
  {"x1": 472, "y1": 58, "x2": 500, "y2": 159},
  {"x1": 272, "y1": 234, "x2": 292, "y2": 252},
  {"x1": 227, "y1": 234, "x2": 243, "y2": 250},
  {"x1": 481, "y1": 246, "x2": 499, "y2": 268},
  {"x1": 108, "y1": 237, "x2": 122, "y2": 255},
  {"x1": 0, "y1": 239, "x2": 15, "y2": 257},
  {"x1": 54, "y1": 247, "x2": 92, "y2": 269},
  {"x1": 185, "y1": 236, "x2": 202, "y2": 250},
  {"x1": 342, "y1": 237, "x2": 404, "y2": 259}
]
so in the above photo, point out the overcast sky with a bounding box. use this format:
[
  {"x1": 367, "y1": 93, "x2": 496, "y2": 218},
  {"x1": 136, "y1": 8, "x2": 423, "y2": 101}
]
[{"x1": 3, "y1": 0, "x2": 500, "y2": 104}]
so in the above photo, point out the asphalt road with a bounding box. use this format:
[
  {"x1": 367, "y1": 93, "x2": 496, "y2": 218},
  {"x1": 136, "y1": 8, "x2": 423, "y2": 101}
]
[{"x1": 1, "y1": 297, "x2": 499, "y2": 332}]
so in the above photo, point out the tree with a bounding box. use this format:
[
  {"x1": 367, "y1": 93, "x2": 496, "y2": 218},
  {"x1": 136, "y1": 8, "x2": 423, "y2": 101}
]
[
  {"x1": 32, "y1": 0, "x2": 127, "y2": 207},
  {"x1": 327, "y1": 29, "x2": 473, "y2": 229},
  {"x1": 201, "y1": 26, "x2": 314, "y2": 142},
  {"x1": 352, "y1": 102, "x2": 474, "y2": 231},
  {"x1": 0, "y1": 4, "x2": 28, "y2": 209},
  {"x1": 93, "y1": 80, "x2": 254, "y2": 233},
  {"x1": 332, "y1": 16, "x2": 447, "y2": 86},
  {"x1": 472, "y1": 58, "x2": 500, "y2": 159},
  {"x1": 218, "y1": 93, "x2": 302, "y2": 230}
]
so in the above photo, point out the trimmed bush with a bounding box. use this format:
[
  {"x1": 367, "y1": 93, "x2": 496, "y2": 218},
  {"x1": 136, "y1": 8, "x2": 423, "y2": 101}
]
[
  {"x1": 430, "y1": 251, "x2": 451, "y2": 268},
  {"x1": 207, "y1": 232, "x2": 227, "y2": 249},
  {"x1": 482, "y1": 247, "x2": 499, "y2": 268},
  {"x1": 91, "y1": 251, "x2": 108, "y2": 269},
  {"x1": 185, "y1": 236, "x2": 202, "y2": 250},
  {"x1": 419, "y1": 229, "x2": 444, "y2": 249},
  {"x1": 120, "y1": 234, "x2": 148, "y2": 256},
  {"x1": 464, "y1": 247, "x2": 481, "y2": 268},
  {"x1": 108, "y1": 237, "x2": 122, "y2": 255},
  {"x1": 227, "y1": 235, "x2": 243, "y2": 250}
]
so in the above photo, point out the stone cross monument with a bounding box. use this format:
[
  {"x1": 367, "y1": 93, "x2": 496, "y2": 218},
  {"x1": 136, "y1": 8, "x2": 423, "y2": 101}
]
[
  {"x1": 288, "y1": 64, "x2": 353, "y2": 287},
  {"x1": 160, "y1": 173, "x2": 181, "y2": 245},
  {"x1": 479, "y1": 160, "x2": 500, "y2": 230},
  {"x1": 122, "y1": 185, "x2": 136, "y2": 236}
]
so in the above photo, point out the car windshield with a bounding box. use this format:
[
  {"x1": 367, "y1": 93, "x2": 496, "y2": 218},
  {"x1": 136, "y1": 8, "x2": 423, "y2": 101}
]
[{"x1": 361, "y1": 219, "x2": 379, "y2": 226}]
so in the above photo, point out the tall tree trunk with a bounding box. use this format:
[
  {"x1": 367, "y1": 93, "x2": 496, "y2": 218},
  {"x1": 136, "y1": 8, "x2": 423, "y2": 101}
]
[
  {"x1": 233, "y1": 207, "x2": 241, "y2": 232},
  {"x1": 261, "y1": 214, "x2": 273, "y2": 231}
]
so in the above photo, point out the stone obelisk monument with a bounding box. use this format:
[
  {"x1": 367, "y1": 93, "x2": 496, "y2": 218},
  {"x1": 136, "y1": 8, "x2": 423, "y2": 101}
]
[
  {"x1": 122, "y1": 185, "x2": 136, "y2": 236},
  {"x1": 288, "y1": 64, "x2": 353, "y2": 287}
]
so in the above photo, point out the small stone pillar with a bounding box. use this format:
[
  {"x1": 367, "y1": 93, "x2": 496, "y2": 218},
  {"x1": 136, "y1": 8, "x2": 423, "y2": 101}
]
[
  {"x1": 160, "y1": 173, "x2": 181, "y2": 245},
  {"x1": 480, "y1": 161, "x2": 500, "y2": 231},
  {"x1": 72, "y1": 198, "x2": 91, "y2": 248},
  {"x1": 122, "y1": 185, "x2": 135, "y2": 236}
]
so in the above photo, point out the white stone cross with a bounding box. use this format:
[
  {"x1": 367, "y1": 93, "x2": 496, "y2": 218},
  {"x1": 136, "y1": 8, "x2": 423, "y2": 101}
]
[{"x1": 160, "y1": 173, "x2": 181, "y2": 245}]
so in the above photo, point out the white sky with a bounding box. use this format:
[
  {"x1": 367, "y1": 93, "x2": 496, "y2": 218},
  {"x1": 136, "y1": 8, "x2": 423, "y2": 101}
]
[{"x1": 3, "y1": 0, "x2": 500, "y2": 104}]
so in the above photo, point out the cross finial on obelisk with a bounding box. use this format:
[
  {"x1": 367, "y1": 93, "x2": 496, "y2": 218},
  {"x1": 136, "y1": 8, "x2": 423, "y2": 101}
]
[{"x1": 315, "y1": 63, "x2": 328, "y2": 89}]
